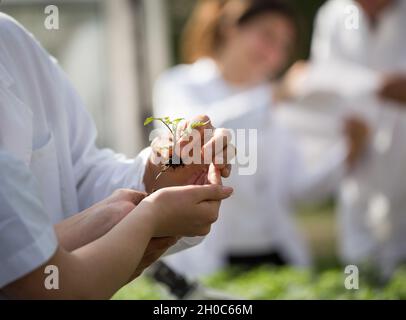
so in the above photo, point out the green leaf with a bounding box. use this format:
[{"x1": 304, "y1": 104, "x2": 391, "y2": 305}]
[
  {"x1": 172, "y1": 118, "x2": 185, "y2": 125},
  {"x1": 144, "y1": 117, "x2": 155, "y2": 126},
  {"x1": 191, "y1": 120, "x2": 210, "y2": 129},
  {"x1": 144, "y1": 117, "x2": 165, "y2": 126}
]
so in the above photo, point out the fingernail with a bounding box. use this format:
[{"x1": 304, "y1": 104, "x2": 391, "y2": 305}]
[{"x1": 221, "y1": 186, "x2": 234, "y2": 195}]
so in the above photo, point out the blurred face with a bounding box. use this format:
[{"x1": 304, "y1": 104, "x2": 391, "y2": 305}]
[
  {"x1": 356, "y1": 0, "x2": 394, "y2": 19},
  {"x1": 224, "y1": 12, "x2": 296, "y2": 83}
]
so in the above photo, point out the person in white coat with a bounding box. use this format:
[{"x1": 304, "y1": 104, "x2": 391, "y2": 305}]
[
  {"x1": 0, "y1": 149, "x2": 233, "y2": 299},
  {"x1": 153, "y1": 0, "x2": 368, "y2": 277},
  {"x1": 311, "y1": 0, "x2": 406, "y2": 277},
  {"x1": 0, "y1": 13, "x2": 235, "y2": 298}
]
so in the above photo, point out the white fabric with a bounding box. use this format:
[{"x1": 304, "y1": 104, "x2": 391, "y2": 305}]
[
  {"x1": 312, "y1": 0, "x2": 406, "y2": 72},
  {"x1": 0, "y1": 150, "x2": 58, "y2": 290},
  {"x1": 0, "y1": 13, "x2": 194, "y2": 256},
  {"x1": 154, "y1": 58, "x2": 347, "y2": 276},
  {"x1": 311, "y1": 0, "x2": 406, "y2": 272}
]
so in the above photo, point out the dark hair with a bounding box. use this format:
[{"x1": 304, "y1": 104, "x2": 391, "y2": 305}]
[{"x1": 181, "y1": 0, "x2": 300, "y2": 64}]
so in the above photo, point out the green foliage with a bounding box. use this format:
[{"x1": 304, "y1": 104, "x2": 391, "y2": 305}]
[
  {"x1": 144, "y1": 116, "x2": 209, "y2": 142},
  {"x1": 113, "y1": 266, "x2": 406, "y2": 300}
]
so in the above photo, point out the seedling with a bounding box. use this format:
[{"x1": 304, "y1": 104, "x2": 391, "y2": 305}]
[{"x1": 144, "y1": 116, "x2": 209, "y2": 180}]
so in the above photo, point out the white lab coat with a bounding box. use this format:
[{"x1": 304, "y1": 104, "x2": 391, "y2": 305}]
[
  {"x1": 312, "y1": 0, "x2": 406, "y2": 274},
  {"x1": 0, "y1": 14, "x2": 194, "y2": 255},
  {"x1": 0, "y1": 150, "x2": 58, "y2": 292},
  {"x1": 154, "y1": 58, "x2": 347, "y2": 276}
]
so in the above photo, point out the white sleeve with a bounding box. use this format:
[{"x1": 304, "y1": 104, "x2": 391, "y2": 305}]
[
  {"x1": 0, "y1": 151, "x2": 58, "y2": 289},
  {"x1": 54, "y1": 62, "x2": 151, "y2": 210},
  {"x1": 1, "y1": 12, "x2": 152, "y2": 211}
]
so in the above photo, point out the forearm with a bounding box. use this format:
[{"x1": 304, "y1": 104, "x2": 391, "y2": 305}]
[
  {"x1": 70, "y1": 209, "x2": 153, "y2": 299},
  {"x1": 55, "y1": 207, "x2": 113, "y2": 252},
  {"x1": 4, "y1": 207, "x2": 154, "y2": 300}
]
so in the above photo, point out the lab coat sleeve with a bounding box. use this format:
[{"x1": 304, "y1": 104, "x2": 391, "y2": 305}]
[
  {"x1": 0, "y1": 11, "x2": 151, "y2": 210},
  {"x1": 0, "y1": 151, "x2": 58, "y2": 289},
  {"x1": 56, "y1": 65, "x2": 150, "y2": 210},
  {"x1": 287, "y1": 133, "x2": 347, "y2": 203}
]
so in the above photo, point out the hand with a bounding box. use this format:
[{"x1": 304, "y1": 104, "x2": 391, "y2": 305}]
[
  {"x1": 145, "y1": 115, "x2": 235, "y2": 192},
  {"x1": 139, "y1": 164, "x2": 233, "y2": 238},
  {"x1": 56, "y1": 189, "x2": 147, "y2": 251},
  {"x1": 344, "y1": 117, "x2": 370, "y2": 169},
  {"x1": 379, "y1": 74, "x2": 406, "y2": 104}
]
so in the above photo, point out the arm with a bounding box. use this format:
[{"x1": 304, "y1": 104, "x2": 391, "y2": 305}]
[
  {"x1": 3, "y1": 180, "x2": 233, "y2": 300},
  {"x1": 55, "y1": 189, "x2": 146, "y2": 251},
  {"x1": 3, "y1": 208, "x2": 154, "y2": 300},
  {"x1": 55, "y1": 188, "x2": 178, "y2": 279}
]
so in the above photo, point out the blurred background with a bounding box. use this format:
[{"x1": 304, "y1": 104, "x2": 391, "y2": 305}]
[
  {"x1": 0, "y1": 0, "x2": 324, "y2": 153},
  {"x1": 2, "y1": 0, "x2": 405, "y2": 299}
]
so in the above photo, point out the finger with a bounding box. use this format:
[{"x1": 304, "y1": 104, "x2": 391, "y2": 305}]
[
  {"x1": 202, "y1": 128, "x2": 233, "y2": 165},
  {"x1": 221, "y1": 164, "x2": 232, "y2": 178},
  {"x1": 213, "y1": 144, "x2": 236, "y2": 170},
  {"x1": 191, "y1": 115, "x2": 214, "y2": 132},
  {"x1": 185, "y1": 184, "x2": 233, "y2": 202}
]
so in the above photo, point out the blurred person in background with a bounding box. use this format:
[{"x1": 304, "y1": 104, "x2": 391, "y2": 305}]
[
  {"x1": 309, "y1": 0, "x2": 406, "y2": 278},
  {"x1": 153, "y1": 0, "x2": 369, "y2": 277}
]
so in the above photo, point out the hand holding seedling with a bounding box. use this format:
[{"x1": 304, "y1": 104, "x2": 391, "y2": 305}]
[
  {"x1": 138, "y1": 163, "x2": 233, "y2": 238},
  {"x1": 143, "y1": 115, "x2": 235, "y2": 193}
]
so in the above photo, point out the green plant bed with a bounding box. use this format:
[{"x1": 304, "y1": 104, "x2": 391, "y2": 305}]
[{"x1": 113, "y1": 266, "x2": 406, "y2": 300}]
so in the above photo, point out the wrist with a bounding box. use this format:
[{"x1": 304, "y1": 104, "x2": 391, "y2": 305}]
[{"x1": 130, "y1": 198, "x2": 159, "y2": 238}]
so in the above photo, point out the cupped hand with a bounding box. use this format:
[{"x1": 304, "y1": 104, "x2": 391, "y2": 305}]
[{"x1": 147, "y1": 115, "x2": 236, "y2": 192}]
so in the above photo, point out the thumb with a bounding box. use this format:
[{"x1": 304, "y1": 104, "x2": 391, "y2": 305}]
[{"x1": 189, "y1": 184, "x2": 233, "y2": 202}]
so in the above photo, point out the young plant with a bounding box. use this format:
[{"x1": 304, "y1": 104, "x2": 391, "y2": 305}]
[{"x1": 144, "y1": 116, "x2": 209, "y2": 180}]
